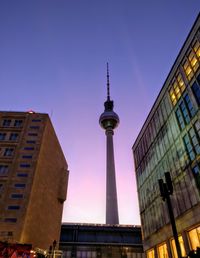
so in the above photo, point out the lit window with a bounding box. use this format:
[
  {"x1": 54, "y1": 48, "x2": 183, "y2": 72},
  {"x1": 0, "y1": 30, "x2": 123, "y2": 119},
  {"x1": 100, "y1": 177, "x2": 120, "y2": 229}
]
[
  {"x1": 147, "y1": 248, "x2": 155, "y2": 258},
  {"x1": 177, "y1": 73, "x2": 185, "y2": 93},
  {"x1": 4, "y1": 148, "x2": 14, "y2": 157},
  {"x1": 170, "y1": 235, "x2": 186, "y2": 258},
  {"x1": 188, "y1": 226, "x2": 200, "y2": 250},
  {"x1": 157, "y1": 242, "x2": 169, "y2": 258},
  {"x1": 193, "y1": 40, "x2": 200, "y2": 59},
  {"x1": 0, "y1": 133, "x2": 6, "y2": 140},
  {"x1": 2, "y1": 119, "x2": 11, "y2": 127},
  {"x1": 9, "y1": 133, "x2": 18, "y2": 141},
  {"x1": 169, "y1": 73, "x2": 186, "y2": 105},
  {"x1": 183, "y1": 60, "x2": 194, "y2": 81},
  {"x1": 188, "y1": 50, "x2": 199, "y2": 72},
  {"x1": 14, "y1": 120, "x2": 23, "y2": 127},
  {"x1": 169, "y1": 88, "x2": 177, "y2": 106}
]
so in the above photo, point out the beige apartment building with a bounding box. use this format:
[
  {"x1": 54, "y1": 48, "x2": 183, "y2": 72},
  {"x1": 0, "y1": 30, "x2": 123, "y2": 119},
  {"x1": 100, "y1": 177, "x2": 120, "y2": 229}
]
[
  {"x1": 132, "y1": 14, "x2": 200, "y2": 258},
  {"x1": 0, "y1": 111, "x2": 68, "y2": 250}
]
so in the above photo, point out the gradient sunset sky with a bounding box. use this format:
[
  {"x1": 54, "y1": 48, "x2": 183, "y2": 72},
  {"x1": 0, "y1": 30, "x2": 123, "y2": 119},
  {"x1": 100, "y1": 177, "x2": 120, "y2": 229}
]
[{"x1": 0, "y1": 1, "x2": 199, "y2": 225}]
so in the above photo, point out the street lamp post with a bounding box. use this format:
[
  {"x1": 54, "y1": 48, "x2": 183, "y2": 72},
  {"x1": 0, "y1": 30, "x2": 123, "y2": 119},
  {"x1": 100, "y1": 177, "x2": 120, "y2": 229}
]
[{"x1": 158, "y1": 172, "x2": 182, "y2": 258}]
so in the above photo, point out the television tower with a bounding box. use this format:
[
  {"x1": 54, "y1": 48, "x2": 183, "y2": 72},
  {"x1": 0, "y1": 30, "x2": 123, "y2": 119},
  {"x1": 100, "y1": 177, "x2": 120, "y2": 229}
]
[{"x1": 99, "y1": 63, "x2": 119, "y2": 224}]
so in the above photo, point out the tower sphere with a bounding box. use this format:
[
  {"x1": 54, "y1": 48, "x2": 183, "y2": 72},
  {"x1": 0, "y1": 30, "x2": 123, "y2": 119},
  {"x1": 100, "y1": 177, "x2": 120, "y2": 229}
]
[{"x1": 99, "y1": 109, "x2": 119, "y2": 130}]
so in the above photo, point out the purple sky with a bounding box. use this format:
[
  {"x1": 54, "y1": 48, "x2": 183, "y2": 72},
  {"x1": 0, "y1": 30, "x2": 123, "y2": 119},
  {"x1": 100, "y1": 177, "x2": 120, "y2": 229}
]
[{"x1": 0, "y1": 1, "x2": 199, "y2": 225}]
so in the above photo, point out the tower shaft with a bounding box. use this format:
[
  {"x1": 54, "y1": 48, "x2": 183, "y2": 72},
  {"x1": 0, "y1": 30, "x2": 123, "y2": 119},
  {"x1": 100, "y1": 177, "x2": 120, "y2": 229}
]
[{"x1": 106, "y1": 128, "x2": 119, "y2": 224}]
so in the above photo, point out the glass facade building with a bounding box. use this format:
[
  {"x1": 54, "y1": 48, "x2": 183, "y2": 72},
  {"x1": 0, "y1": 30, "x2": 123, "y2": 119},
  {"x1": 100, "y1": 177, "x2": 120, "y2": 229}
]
[
  {"x1": 132, "y1": 14, "x2": 200, "y2": 258},
  {"x1": 60, "y1": 223, "x2": 144, "y2": 258}
]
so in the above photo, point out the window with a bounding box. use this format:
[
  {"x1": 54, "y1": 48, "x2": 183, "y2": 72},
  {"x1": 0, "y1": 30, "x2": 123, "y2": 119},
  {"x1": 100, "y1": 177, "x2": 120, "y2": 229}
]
[
  {"x1": 28, "y1": 133, "x2": 37, "y2": 136},
  {"x1": 4, "y1": 218, "x2": 17, "y2": 223},
  {"x1": 0, "y1": 133, "x2": 6, "y2": 140},
  {"x1": 4, "y1": 148, "x2": 14, "y2": 157},
  {"x1": 189, "y1": 127, "x2": 200, "y2": 155},
  {"x1": 175, "y1": 109, "x2": 185, "y2": 130},
  {"x1": 184, "y1": 94, "x2": 196, "y2": 117},
  {"x1": 183, "y1": 134, "x2": 196, "y2": 161},
  {"x1": 14, "y1": 120, "x2": 23, "y2": 127},
  {"x1": 9, "y1": 133, "x2": 18, "y2": 141},
  {"x1": 188, "y1": 49, "x2": 199, "y2": 72},
  {"x1": 169, "y1": 73, "x2": 186, "y2": 105},
  {"x1": 32, "y1": 119, "x2": 41, "y2": 122},
  {"x1": 0, "y1": 165, "x2": 9, "y2": 176},
  {"x1": 2, "y1": 119, "x2": 11, "y2": 127},
  {"x1": 175, "y1": 94, "x2": 195, "y2": 130},
  {"x1": 157, "y1": 242, "x2": 169, "y2": 258},
  {"x1": 147, "y1": 248, "x2": 155, "y2": 258},
  {"x1": 193, "y1": 40, "x2": 200, "y2": 60},
  {"x1": 17, "y1": 173, "x2": 28, "y2": 177},
  {"x1": 188, "y1": 226, "x2": 200, "y2": 250},
  {"x1": 7, "y1": 205, "x2": 20, "y2": 210},
  {"x1": 192, "y1": 81, "x2": 200, "y2": 105},
  {"x1": 24, "y1": 147, "x2": 34, "y2": 150},
  {"x1": 180, "y1": 101, "x2": 190, "y2": 124},
  {"x1": 26, "y1": 140, "x2": 36, "y2": 144},
  {"x1": 22, "y1": 155, "x2": 32, "y2": 159},
  {"x1": 192, "y1": 165, "x2": 200, "y2": 190},
  {"x1": 20, "y1": 164, "x2": 30, "y2": 168},
  {"x1": 183, "y1": 59, "x2": 194, "y2": 81},
  {"x1": 30, "y1": 126, "x2": 39, "y2": 129},
  {"x1": 14, "y1": 183, "x2": 26, "y2": 188},
  {"x1": 0, "y1": 184, "x2": 3, "y2": 193},
  {"x1": 11, "y1": 194, "x2": 23, "y2": 199},
  {"x1": 170, "y1": 236, "x2": 186, "y2": 258}
]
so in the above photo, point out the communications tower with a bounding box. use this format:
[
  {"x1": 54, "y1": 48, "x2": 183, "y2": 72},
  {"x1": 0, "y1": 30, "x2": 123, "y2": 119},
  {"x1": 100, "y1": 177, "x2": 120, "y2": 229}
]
[{"x1": 99, "y1": 63, "x2": 119, "y2": 224}]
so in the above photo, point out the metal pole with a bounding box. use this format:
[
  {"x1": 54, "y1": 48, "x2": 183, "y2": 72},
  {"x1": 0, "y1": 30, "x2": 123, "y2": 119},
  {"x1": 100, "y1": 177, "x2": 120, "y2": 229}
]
[
  {"x1": 158, "y1": 173, "x2": 182, "y2": 258},
  {"x1": 165, "y1": 191, "x2": 182, "y2": 258}
]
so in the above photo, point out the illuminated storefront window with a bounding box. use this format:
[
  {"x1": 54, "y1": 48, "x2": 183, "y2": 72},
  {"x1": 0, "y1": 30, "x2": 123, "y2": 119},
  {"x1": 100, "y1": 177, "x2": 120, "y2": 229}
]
[
  {"x1": 188, "y1": 226, "x2": 200, "y2": 250},
  {"x1": 157, "y1": 243, "x2": 169, "y2": 258},
  {"x1": 147, "y1": 248, "x2": 155, "y2": 258},
  {"x1": 170, "y1": 236, "x2": 186, "y2": 258}
]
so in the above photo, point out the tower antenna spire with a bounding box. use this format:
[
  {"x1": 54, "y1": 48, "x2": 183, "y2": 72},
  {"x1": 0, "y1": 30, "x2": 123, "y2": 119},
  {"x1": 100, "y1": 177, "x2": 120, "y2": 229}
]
[{"x1": 107, "y1": 62, "x2": 110, "y2": 101}]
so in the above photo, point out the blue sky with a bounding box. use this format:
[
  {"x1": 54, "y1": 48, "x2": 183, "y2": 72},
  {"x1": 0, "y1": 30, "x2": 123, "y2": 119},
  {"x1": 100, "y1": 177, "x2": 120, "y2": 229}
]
[{"x1": 0, "y1": 1, "x2": 199, "y2": 224}]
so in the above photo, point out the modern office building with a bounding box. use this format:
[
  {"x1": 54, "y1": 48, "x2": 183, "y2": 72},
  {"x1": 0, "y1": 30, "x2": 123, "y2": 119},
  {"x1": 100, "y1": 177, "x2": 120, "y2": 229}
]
[
  {"x1": 59, "y1": 223, "x2": 144, "y2": 258},
  {"x1": 0, "y1": 111, "x2": 69, "y2": 250},
  {"x1": 132, "y1": 14, "x2": 200, "y2": 258}
]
